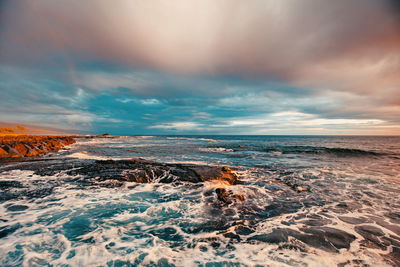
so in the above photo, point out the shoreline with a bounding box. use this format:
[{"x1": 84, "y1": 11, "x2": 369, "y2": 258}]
[{"x1": 0, "y1": 135, "x2": 76, "y2": 159}]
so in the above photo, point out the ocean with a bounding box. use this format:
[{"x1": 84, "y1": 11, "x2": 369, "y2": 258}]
[{"x1": 1, "y1": 135, "x2": 400, "y2": 266}]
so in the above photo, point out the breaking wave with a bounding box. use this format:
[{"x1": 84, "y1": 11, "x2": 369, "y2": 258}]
[{"x1": 262, "y1": 146, "x2": 382, "y2": 157}]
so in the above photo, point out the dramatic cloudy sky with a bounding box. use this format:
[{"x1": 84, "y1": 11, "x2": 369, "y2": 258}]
[{"x1": 1, "y1": 0, "x2": 399, "y2": 135}]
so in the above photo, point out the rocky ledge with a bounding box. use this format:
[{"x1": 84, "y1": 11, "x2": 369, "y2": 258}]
[
  {"x1": 0, "y1": 158, "x2": 240, "y2": 202},
  {"x1": 6, "y1": 158, "x2": 239, "y2": 185},
  {"x1": 0, "y1": 135, "x2": 75, "y2": 159}
]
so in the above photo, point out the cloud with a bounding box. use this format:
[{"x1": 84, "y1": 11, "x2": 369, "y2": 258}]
[
  {"x1": 1, "y1": 1, "x2": 399, "y2": 75},
  {"x1": 1, "y1": 0, "x2": 399, "y2": 98},
  {"x1": 148, "y1": 122, "x2": 200, "y2": 130},
  {"x1": 0, "y1": 0, "x2": 399, "y2": 134}
]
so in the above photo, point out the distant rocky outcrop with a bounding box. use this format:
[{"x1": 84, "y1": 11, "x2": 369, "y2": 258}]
[{"x1": 0, "y1": 135, "x2": 75, "y2": 159}]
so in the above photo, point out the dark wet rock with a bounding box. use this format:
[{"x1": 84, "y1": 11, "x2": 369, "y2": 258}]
[
  {"x1": 179, "y1": 220, "x2": 231, "y2": 234},
  {"x1": 278, "y1": 176, "x2": 311, "y2": 192},
  {"x1": 0, "y1": 223, "x2": 21, "y2": 238},
  {"x1": 223, "y1": 232, "x2": 241, "y2": 241},
  {"x1": 61, "y1": 159, "x2": 240, "y2": 185},
  {"x1": 337, "y1": 259, "x2": 369, "y2": 267},
  {"x1": 248, "y1": 226, "x2": 355, "y2": 252},
  {"x1": 0, "y1": 180, "x2": 24, "y2": 189},
  {"x1": 375, "y1": 220, "x2": 400, "y2": 236},
  {"x1": 0, "y1": 185, "x2": 56, "y2": 202},
  {"x1": 262, "y1": 201, "x2": 303, "y2": 218},
  {"x1": 386, "y1": 212, "x2": 400, "y2": 224},
  {"x1": 97, "y1": 180, "x2": 125, "y2": 188},
  {"x1": 330, "y1": 202, "x2": 363, "y2": 214},
  {"x1": 355, "y1": 225, "x2": 387, "y2": 250},
  {"x1": 382, "y1": 236, "x2": 400, "y2": 247},
  {"x1": 235, "y1": 226, "x2": 255, "y2": 235},
  {"x1": 299, "y1": 218, "x2": 332, "y2": 226},
  {"x1": 299, "y1": 227, "x2": 356, "y2": 251},
  {"x1": 248, "y1": 228, "x2": 299, "y2": 244},
  {"x1": 149, "y1": 227, "x2": 183, "y2": 243},
  {"x1": 277, "y1": 243, "x2": 307, "y2": 252},
  {"x1": 281, "y1": 220, "x2": 296, "y2": 226},
  {"x1": 191, "y1": 237, "x2": 221, "y2": 249},
  {"x1": 6, "y1": 204, "x2": 29, "y2": 211},
  {"x1": 366, "y1": 215, "x2": 400, "y2": 234},
  {"x1": 355, "y1": 225, "x2": 384, "y2": 237},
  {"x1": 338, "y1": 216, "x2": 370, "y2": 225},
  {"x1": 384, "y1": 246, "x2": 400, "y2": 266},
  {"x1": 215, "y1": 188, "x2": 245, "y2": 205},
  {"x1": 5, "y1": 158, "x2": 240, "y2": 187}
]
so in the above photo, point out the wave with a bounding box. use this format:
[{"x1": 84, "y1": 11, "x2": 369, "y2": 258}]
[
  {"x1": 66, "y1": 152, "x2": 111, "y2": 160},
  {"x1": 166, "y1": 137, "x2": 217, "y2": 142},
  {"x1": 202, "y1": 144, "x2": 381, "y2": 157},
  {"x1": 199, "y1": 147, "x2": 234, "y2": 153},
  {"x1": 263, "y1": 146, "x2": 381, "y2": 157}
]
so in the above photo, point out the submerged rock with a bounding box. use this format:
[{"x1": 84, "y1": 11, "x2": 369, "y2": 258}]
[
  {"x1": 0, "y1": 223, "x2": 21, "y2": 239},
  {"x1": 338, "y1": 216, "x2": 370, "y2": 225},
  {"x1": 248, "y1": 226, "x2": 356, "y2": 252},
  {"x1": 215, "y1": 188, "x2": 245, "y2": 204},
  {"x1": 355, "y1": 225, "x2": 388, "y2": 250}
]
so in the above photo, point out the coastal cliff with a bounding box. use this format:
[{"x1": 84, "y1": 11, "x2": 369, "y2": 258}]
[{"x1": 0, "y1": 135, "x2": 75, "y2": 158}]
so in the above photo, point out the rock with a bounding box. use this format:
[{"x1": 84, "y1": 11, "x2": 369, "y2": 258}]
[
  {"x1": 247, "y1": 227, "x2": 355, "y2": 252},
  {"x1": 367, "y1": 216, "x2": 400, "y2": 235},
  {"x1": 300, "y1": 219, "x2": 332, "y2": 226},
  {"x1": 386, "y1": 212, "x2": 400, "y2": 224},
  {"x1": 0, "y1": 147, "x2": 8, "y2": 157},
  {"x1": 295, "y1": 186, "x2": 309, "y2": 192},
  {"x1": 63, "y1": 159, "x2": 240, "y2": 185},
  {"x1": 6, "y1": 205, "x2": 29, "y2": 211},
  {"x1": 0, "y1": 135, "x2": 76, "y2": 159},
  {"x1": 25, "y1": 145, "x2": 40, "y2": 157},
  {"x1": 235, "y1": 226, "x2": 255, "y2": 235},
  {"x1": 0, "y1": 224, "x2": 21, "y2": 238},
  {"x1": 223, "y1": 232, "x2": 241, "y2": 241},
  {"x1": 0, "y1": 180, "x2": 24, "y2": 189},
  {"x1": 277, "y1": 243, "x2": 307, "y2": 252},
  {"x1": 2, "y1": 145, "x2": 21, "y2": 157},
  {"x1": 248, "y1": 228, "x2": 297, "y2": 244},
  {"x1": 192, "y1": 166, "x2": 238, "y2": 185},
  {"x1": 355, "y1": 225, "x2": 387, "y2": 250},
  {"x1": 384, "y1": 247, "x2": 400, "y2": 266},
  {"x1": 338, "y1": 216, "x2": 370, "y2": 225},
  {"x1": 300, "y1": 227, "x2": 356, "y2": 251},
  {"x1": 355, "y1": 225, "x2": 385, "y2": 237},
  {"x1": 262, "y1": 201, "x2": 303, "y2": 218},
  {"x1": 330, "y1": 202, "x2": 363, "y2": 214},
  {"x1": 215, "y1": 188, "x2": 245, "y2": 204},
  {"x1": 12, "y1": 143, "x2": 28, "y2": 156},
  {"x1": 278, "y1": 177, "x2": 310, "y2": 192}
]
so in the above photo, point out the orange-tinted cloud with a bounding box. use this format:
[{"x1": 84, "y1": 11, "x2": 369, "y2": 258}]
[{"x1": 0, "y1": 0, "x2": 399, "y2": 134}]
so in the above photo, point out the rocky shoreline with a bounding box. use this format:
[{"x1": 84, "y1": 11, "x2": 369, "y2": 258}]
[{"x1": 0, "y1": 135, "x2": 76, "y2": 159}]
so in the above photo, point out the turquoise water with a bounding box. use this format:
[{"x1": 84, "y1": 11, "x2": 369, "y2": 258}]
[{"x1": 1, "y1": 136, "x2": 400, "y2": 266}]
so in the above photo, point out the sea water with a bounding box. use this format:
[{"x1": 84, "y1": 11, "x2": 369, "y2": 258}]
[{"x1": 1, "y1": 135, "x2": 400, "y2": 266}]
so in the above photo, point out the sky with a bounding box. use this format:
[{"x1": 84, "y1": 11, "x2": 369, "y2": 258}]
[{"x1": 0, "y1": 0, "x2": 399, "y2": 135}]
